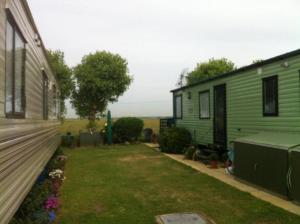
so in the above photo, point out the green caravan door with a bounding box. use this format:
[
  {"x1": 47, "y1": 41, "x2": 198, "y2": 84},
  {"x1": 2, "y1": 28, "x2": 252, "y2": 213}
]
[{"x1": 214, "y1": 84, "x2": 227, "y2": 148}]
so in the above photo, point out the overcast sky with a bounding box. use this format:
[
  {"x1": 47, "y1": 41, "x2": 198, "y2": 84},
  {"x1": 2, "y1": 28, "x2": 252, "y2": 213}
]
[{"x1": 27, "y1": 0, "x2": 300, "y2": 118}]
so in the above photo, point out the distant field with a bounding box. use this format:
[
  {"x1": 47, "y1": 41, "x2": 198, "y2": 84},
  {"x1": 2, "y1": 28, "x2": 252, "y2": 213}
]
[{"x1": 60, "y1": 118, "x2": 160, "y2": 134}]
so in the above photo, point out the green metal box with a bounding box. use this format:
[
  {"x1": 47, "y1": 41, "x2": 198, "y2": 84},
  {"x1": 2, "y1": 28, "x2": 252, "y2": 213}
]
[
  {"x1": 234, "y1": 133, "x2": 300, "y2": 197},
  {"x1": 290, "y1": 148, "x2": 300, "y2": 203}
]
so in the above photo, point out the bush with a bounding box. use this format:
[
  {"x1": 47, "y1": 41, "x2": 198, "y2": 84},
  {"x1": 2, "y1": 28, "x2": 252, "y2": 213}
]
[
  {"x1": 158, "y1": 127, "x2": 192, "y2": 154},
  {"x1": 113, "y1": 117, "x2": 144, "y2": 143},
  {"x1": 46, "y1": 149, "x2": 65, "y2": 173}
]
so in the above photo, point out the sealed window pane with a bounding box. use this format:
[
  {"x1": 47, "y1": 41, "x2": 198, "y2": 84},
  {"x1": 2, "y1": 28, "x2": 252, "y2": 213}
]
[
  {"x1": 263, "y1": 76, "x2": 278, "y2": 116},
  {"x1": 200, "y1": 91, "x2": 210, "y2": 118},
  {"x1": 5, "y1": 16, "x2": 26, "y2": 118},
  {"x1": 43, "y1": 73, "x2": 48, "y2": 120},
  {"x1": 14, "y1": 32, "x2": 25, "y2": 113},
  {"x1": 5, "y1": 22, "x2": 13, "y2": 114},
  {"x1": 175, "y1": 95, "x2": 182, "y2": 118},
  {"x1": 52, "y1": 86, "x2": 59, "y2": 117}
]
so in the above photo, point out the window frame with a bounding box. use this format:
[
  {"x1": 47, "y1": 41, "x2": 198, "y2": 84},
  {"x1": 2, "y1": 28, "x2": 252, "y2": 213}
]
[
  {"x1": 43, "y1": 72, "x2": 49, "y2": 120},
  {"x1": 199, "y1": 90, "x2": 210, "y2": 119},
  {"x1": 56, "y1": 92, "x2": 61, "y2": 120},
  {"x1": 52, "y1": 86, "x2": 60, "y2": 120},
  {"x1": 5, "y1": 10, "x2": 27, "y2": 119},
  {"x1": 174, "y1": 94, "x2": 183, "y2": 119},
  {"x1": 262, "y1": 75, "x2": 279, "y2": 117},
  {"x1": 52, "y1": 85, "x2": 57, "y2": 117}
]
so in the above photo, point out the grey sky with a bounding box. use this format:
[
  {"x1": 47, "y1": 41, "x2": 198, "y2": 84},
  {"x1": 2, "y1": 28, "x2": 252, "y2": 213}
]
[{"x1": 27, "y1": 0, "x2": 300, "y2": 118}]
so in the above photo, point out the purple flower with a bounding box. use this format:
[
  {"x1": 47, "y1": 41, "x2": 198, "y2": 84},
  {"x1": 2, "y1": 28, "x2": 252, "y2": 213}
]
[{"x1": 45, "y1": 197, "x2": 59, "y2": 210}]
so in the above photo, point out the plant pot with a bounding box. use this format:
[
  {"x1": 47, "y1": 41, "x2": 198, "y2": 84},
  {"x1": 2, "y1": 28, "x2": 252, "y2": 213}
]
[{"x1": 210, "y1": 160, "x2": 218, "y2": 169}]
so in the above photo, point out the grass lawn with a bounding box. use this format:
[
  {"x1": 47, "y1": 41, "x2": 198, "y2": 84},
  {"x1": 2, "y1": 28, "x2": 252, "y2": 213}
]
[
  {"x1": 59, "y1": 144, "x2": 300, "y2": 224},
  {"x1": 60, "y1": 118, "x2": 160, "y2": 135}
]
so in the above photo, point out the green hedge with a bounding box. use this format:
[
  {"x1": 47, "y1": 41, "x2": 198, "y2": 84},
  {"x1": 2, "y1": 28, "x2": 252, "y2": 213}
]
[
  {"x1": 113, "y1": 117, "x2": 144, "y2": 143},
  {"x1": 158, "y1": 127, "x2": 192, "y2": 154}
]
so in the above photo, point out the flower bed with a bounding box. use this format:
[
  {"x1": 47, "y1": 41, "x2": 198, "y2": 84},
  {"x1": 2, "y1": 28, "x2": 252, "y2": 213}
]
[{"x1": 10, "y1": 148, "x2": 67, "y2": 224}]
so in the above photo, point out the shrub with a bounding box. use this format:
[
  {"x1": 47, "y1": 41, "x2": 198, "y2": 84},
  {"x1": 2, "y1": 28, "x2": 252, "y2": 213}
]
[
  {"x1": 46, "y1": 156, "x2": 65, "y2": 173},
  {"x1": 113, "y1": 117, "x2": 144, "y2": 143},
  {"x1": 45, "y1": 147, "x2": 67, "y2": 172},
  {"x1": 158, "y1": 127, "x2": 192, "y2": 154}
]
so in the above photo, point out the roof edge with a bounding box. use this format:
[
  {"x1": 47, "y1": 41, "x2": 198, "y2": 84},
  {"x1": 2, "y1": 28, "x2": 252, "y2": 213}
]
[{"x1": 171, "y1": 48, "x2": 300, "y2": 93}]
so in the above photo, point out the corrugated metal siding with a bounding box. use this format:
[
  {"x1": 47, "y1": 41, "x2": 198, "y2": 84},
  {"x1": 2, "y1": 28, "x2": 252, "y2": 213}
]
[
  {"x1": 0, "y1": 0, "x2": 61, "y2": 223},
  {"x1": 0, "y1": 123, "x2": 60, "y2": 224},
  {"x1": 175, "y1": 55, "x2": 300, "y2": 147},
  {"x1": 0, "y1": 0, "x2": 5, "y2": 118}
]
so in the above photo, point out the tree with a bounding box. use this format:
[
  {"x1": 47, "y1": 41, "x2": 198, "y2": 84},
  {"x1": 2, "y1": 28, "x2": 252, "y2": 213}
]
[
  {"x1": 186, "y1": 58, "x2": 236, "y2": 85},
  {"x1": 176, "y1": 68, "x2": 188, "y2": 88},
  {"x1": 71, "y1": 51, "x2": 132, "y2": 124},
  {"x1": 47, "y1": 50, "x2": 74, "y2": 118}
]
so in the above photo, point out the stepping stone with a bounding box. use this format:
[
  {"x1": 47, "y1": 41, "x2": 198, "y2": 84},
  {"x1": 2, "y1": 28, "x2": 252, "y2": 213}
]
[{"x1": 155, "y1": 213, "x2": 215, "y2": 224}]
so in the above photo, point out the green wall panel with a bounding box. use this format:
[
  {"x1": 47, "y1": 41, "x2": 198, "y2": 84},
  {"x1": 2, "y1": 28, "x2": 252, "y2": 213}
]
[{"x1": 174, "y1": 54, "x2": 300, "y2": 147}]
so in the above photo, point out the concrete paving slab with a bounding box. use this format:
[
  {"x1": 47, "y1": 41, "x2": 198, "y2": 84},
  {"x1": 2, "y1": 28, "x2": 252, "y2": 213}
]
[
  {"x1": 144, "y1": 143, "x2": 159, "y2": 149},
  {"x1": 155, "y1": 213, "x2": 215, "y2": 224}
]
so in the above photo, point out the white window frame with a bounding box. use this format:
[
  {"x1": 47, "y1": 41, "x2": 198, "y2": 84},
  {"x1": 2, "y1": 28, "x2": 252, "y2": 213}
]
[
  {"x1": 199, "y1": 90, "x2": 210, "y2": 119},
  {"x1": 174, "y1": 94, "x2": 182, "y2": 119}
]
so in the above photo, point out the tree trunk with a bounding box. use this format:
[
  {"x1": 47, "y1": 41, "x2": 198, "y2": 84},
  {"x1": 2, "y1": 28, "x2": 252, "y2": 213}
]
[{"x1": 88, "y1": 105, "x2": 97, "y2": 129}]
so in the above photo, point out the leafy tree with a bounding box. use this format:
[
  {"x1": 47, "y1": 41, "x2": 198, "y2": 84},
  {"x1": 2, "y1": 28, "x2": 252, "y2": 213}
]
[
  {"x1": 186, "y1": 58, "x2": 236, "y2": 85},
  {"x1": 71, "y1": 51, "x2": 132, "y2": 124},
  {"x1": 47, "y1": 50, "x2": 74, "y2": 118},
  {"x1": 176, "y1": 68, "x2": 188, "y2": 87}
]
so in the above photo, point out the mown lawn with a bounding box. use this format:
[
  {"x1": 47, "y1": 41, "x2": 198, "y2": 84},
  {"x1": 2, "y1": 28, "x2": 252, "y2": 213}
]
[
  {"x1": 58, "y1": 144, "x2": 300, "y2": 224},
  {"x1": 60, "y1": 118, "x2": 160, "y2": 135}
]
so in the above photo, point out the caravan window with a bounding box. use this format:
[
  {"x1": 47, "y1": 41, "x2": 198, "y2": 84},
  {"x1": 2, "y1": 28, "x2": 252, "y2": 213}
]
[
  {"x1": 263, "y1": 75, "x2": 278, "y2": 116},
  {"x1": 52, "y1": 85, "x2": 58, "y2": 117},
  {"x1": 43, "y1": 72, "x2": 49, "y2": 120},
  {"x1": 52, "y1": 85, "x2": 60, "y2": 119},
  {"x1": 199, "y1": 91, "x2": 210, "y2": 119},
  {"x1": 174, "y1": 95, "x2": 182, "y2": 119},
  {"x1": 5, "y1": 16, "x2": 26, "y2": 118}
]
